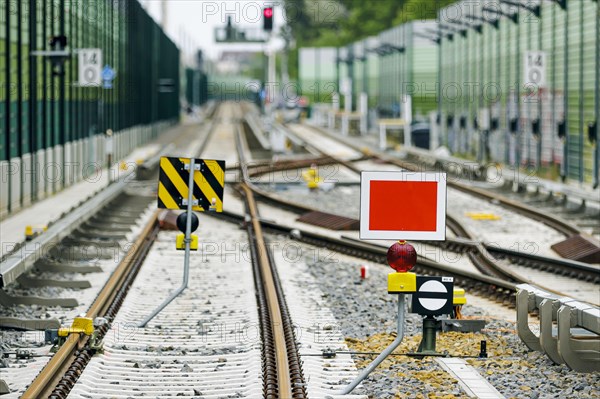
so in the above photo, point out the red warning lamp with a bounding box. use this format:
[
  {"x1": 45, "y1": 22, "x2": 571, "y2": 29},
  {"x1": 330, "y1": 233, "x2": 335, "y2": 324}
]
[
  {"x1": 263, "y1": 7, "x2": 273, "y2": 31},
  {"x1": 387, "y1": 241, "x2": 417, "y2": 272}
]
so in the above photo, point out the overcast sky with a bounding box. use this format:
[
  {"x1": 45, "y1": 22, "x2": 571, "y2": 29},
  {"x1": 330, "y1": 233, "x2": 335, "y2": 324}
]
[{"x1": 139, "y1": 0, "x2": 287, "y2": 62}]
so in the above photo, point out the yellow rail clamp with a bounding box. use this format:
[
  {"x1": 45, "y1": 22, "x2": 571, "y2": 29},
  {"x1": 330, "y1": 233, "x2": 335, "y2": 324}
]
[
  {"x1": 388, "y1": 272, "x2": 417, "y2": 293},
  {"x1": 25, "y1": 225, "x2": 47, "y2": 241},
  {"x1": 466, "y1": 212, "x2": 501, "y2": 221},
  {"x1": 57, "y1": 316, "x2": 94, "y2": 337},
  {"x1": 453, "y1": 288, "x2": 467, "y2": 306},
  {"x1": 176, "y1": 234, "x2": 198, "y2": 251}
]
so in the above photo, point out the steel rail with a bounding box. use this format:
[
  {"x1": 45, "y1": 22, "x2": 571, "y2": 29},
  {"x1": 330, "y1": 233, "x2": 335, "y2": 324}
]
[
  {"x1": 304, "y1": 122, "x2": 585, "y2": 237},
  {"x1": 21, "y1": 105, "x2": 223, "y2": 398},
  {"x1": 261, "y1": 122, "x2": 599, "y2": 291},
  {"x1": 22, "y1": 211, "x2": 160, "y2": 398},
  {"x1": 240, "y1": 184, "x2": 294, "y2": 399},
  {"x1": 235, "y1": 118, "x2": 304, "y2": 398},
  {"x1": 214, "y1": 209, "x2": 518, "y2": 306}
]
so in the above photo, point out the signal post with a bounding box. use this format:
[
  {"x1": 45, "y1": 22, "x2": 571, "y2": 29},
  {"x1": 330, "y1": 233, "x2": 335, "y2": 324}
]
[{"x1": 339, "y1": 171, "x2": 448, "y2": 395}]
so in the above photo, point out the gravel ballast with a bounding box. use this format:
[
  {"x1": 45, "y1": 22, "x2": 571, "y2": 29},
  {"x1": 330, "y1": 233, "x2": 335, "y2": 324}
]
[{"x1": 274, "y1": 237, "x2": 600, "y2": 399}]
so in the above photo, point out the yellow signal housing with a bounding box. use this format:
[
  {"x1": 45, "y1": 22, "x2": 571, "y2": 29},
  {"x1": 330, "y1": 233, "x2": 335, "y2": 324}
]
[
  {"x1": 388, "y1": 272, "x2": 417, "y2": 293},
  {"x1": 57, "y1": 316, "x2": 94, "y2": 337},
  {"x1": 453, "y1": 288, "x2": 467, "y2": 306},
  {"x1": 176, "y1": 234, "x2": 198, "y2": 251}
]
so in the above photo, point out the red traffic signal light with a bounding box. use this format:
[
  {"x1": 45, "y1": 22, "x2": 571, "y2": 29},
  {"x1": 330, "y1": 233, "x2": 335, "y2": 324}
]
[
  {"x1": 263, "y1": 7, "x2": 273, "y2": 31},
  {"x1": 387, "y1": 241, "x2": 417, "y2": 272}
]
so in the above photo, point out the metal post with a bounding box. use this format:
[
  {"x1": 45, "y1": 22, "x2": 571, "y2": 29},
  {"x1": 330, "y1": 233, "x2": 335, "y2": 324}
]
[
  {"x1": 416, "y1": 316, "x2": 441, "y2": 353},
  {"x1": 515, "y1": 8, "x2": 521, "y2": 170},
  {"x1": 536, "y1": 5, "x2": 543, "y2": 171},
  {"x1": 518, "y1": 7, "x2": 541, "y2": 173},
  {"x1": 578, "y1": 1, "x2": 584, "y2": 183},
  {"x1": 338, "y1": 294, "x2": 406, "y2": 395},
  {"x1": 552, "y1": 4, "x2": 556, "y2": 169},
  {"x1": 478, "y1": 22, "x2": 484, "y2": 162},
  {"x1": 139, "y1": 158, "x2": 195, "y2": 327},
  {"x1": 561, "y1": 3, "x2": 569, "y2": 181},
  {"x1": 595, "y1": 0, "x2": 599, "y2": 188},
  {"x1": 505, "y1": 16, "x2": 511, "y2": 164},
  {"x1": 526, "y1": 9, "x2": 532, "y2": 169},
  {"x1": 463, "y1": 29, "x2": 469, "y2": 154},
  {"x1": 437, "y1": 0, "x2": 443, "y2": 148}
]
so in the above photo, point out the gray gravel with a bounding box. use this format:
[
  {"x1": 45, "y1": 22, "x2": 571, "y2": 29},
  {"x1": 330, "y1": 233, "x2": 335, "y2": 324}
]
[
  {"x1": 257, "y1": 183, "x2": 360, "y2": 218},
  {"x1": 284, "y1": 237, "x2": 600, "y2": 399}
]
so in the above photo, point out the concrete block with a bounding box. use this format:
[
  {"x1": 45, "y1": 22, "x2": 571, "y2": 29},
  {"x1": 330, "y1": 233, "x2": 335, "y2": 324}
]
[
  {"x1": 0, "y1": 160, "x2": 10, "y2": 218},
  {"x1": 64, "y1": 142, "x2": 73, "y2": 187},
  {"x1": 36, "y1": 149, "x2": 46, "y2": 200},
  {"x1": 45, "y1": 147, "x2": 54, "y2": 196},
  {"x1": 21, "y1": 154, "x2": 32, "y2": 207},
  {"x1": 9, "y1": 157, "x2": 21, "y2": 213},
  {"x1": 54, "y1": 145, "x2": 63, "y2": 192},
  {"x1": 441, "y1": 319, "x2": 486, "y2": 333},
  {"x1": 75, "y1": 140, "x2": 83, "y2": 182}
]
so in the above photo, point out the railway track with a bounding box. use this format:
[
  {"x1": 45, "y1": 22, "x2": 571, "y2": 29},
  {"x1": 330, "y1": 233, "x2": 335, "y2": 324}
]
[
  {"x1": 22, "y1": 212, "x2": 160, "y2": 398},
  {"x1": 229, "y1": 114, "x2": 516, "y2": 308},
  {"x1": 1, "y1": 107, "x2": 221, "y2": 397},
  {"x1": 302, "y1": 123, "x2": 600, "y2": 260},
  {"x1": 6, "y1": 103, "x2": 596, "y2": 397},
  {"x1": 236, "y1": 119, "x2": 307, "y2": 398},
  {"x1": 236, "y1": 119, "x2": 598, "y2": 297},
  {"x1": 21, "y1": 103, "x2": 306, "y2": 398},
  {"x1": 400, "y1": 149, "x2": 600, "y2": 240}
]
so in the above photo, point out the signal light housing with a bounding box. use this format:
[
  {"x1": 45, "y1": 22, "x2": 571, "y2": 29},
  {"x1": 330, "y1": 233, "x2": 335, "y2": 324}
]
[{"x1": 263, "y1": 7, "x2": 273, "y2": 31}]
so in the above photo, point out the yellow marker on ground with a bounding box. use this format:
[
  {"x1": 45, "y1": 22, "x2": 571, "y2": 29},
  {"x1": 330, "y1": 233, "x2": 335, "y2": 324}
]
[
  {"x1": 25, "y1": 225, "x2": 47, "y2": 240},
  {"x1": 302, "y1": 167, "x2": 321, "y2": 189},
  {"x1": 466, "y1": 212, "x2": 501, "y2": 220}
]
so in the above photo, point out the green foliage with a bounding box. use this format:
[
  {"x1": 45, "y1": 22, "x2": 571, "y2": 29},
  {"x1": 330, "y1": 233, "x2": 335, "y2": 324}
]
[{"x1": 284, "y1": 0, "x2": 456, "y2": 78}]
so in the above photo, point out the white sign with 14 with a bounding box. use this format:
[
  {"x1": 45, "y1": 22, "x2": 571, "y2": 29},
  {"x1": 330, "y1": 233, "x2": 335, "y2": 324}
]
[
  {"x1": 78, "y1": 48, "x2": 102, "y2": 87},
  {"x1": 524, "y1": 51, "x2": 547, "y2": 89}
]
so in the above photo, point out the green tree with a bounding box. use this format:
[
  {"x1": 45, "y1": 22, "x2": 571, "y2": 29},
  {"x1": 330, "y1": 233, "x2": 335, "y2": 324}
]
[{"x1": 284, "y1": 0, "x2": 455, "y2": 79}]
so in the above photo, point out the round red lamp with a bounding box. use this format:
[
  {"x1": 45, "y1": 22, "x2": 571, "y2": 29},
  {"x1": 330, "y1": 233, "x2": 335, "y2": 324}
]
[{"x1": 387, "y1": 240, "x2": 417, "y2": 272}]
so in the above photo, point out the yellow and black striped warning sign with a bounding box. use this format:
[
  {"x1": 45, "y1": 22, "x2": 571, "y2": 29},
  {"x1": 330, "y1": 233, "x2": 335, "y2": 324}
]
[{"x1": 157, "y1": 157, "x2": 225, "y2": 212}]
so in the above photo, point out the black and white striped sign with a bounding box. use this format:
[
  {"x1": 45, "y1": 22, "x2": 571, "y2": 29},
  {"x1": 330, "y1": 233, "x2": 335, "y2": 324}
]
[{"x1": 411, "y1": 276, "x2": 454, "y2": 316}]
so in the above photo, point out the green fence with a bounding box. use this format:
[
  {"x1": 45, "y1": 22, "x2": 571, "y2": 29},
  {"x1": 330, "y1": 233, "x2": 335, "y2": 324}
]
[
  {"x1": 0, "y1": 0, "x2": 180, "y2": 215},
  {"x1": 438, "y1": 0, "x2": 599, "y2": 185},
  {"x1": 298, "y1": 21, "x2": 439, "y2": 121}
]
